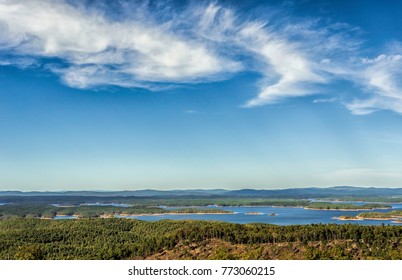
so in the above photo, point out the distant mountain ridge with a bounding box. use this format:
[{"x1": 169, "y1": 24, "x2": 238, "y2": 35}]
[
  {"x1": 1, "y1": 186, "x2": 402, "y2": 198},
  {"x1": 0, "y1": 189, "x2": 229, "y2": 197}
]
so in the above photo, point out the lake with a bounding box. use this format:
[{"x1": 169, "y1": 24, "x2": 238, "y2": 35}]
[{"x1": 118, "y1": 204, "x2": 402, "y2": 225}]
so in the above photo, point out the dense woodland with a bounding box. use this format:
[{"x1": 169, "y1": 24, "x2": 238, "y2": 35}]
[
  {"x1": 1, "y1": 218, "x2": 402, "y2": 260},
  {"x1": 1, "y1": 191, "x2": 402, "y2": 260},
  {"x1": 358, "y1": 210, "x2": 402, "y2": 219},
  {"x1": 0, "y1": 204, "x2": 231, "y2": 219},
  {"x1": 0, "y1": 195, "x2": 311, "y2": 207}
]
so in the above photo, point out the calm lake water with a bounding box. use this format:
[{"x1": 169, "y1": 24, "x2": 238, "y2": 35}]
[
  {"x1": 49, "y1": 202, "x2": 402, "y2": 225},
  {"x1": 119, "y1": 203, "x2": 402, "y2": 226}
]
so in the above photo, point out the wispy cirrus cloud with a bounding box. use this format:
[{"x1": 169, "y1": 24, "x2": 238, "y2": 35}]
[
  {"x1": 1, "y1": 0, "x2": 402, "y2": 115},
  {"x1": 0, "y1": 0, "x2": 240, "y2": 89},
  {"x1": 202, "y1": 5, "x2": 402, "y2": 113},
  {"x1": 346, "y1": 54, "x2": 402, "y2": 114},
  {"x1": 184, "y1": 3, "x2": 356, "y2": 106}
]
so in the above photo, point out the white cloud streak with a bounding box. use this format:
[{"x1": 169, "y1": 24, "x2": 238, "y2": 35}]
[
  {"x1": 0, "y1": 0, "x2": 240, "y2": 88},
  {"x1": 1, "y1": 0, "x2": 402, "y2": 115},
  {"x1": 347, "y1": 54, "x2": 402, "y2": 114},
  {"x1": 191, "y1": 4, "x2": 331, "y2": 106},
  {"x1": 239, "y1": 27, "x2": 325, "y2": 106}
]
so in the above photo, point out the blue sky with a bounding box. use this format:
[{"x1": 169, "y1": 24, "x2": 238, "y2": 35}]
[{"x1": 1, "y1": 0, "x2": 402, "y2": 190}]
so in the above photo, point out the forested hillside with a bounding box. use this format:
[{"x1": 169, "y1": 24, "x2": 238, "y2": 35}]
[{"x1": 1, "y1": 218, "x2": 402, "y2": 260}]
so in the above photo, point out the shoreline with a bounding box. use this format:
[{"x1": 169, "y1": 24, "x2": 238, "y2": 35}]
[
  {"x1": 245, "y1": 212, "x2": 264, "y2": 215},
  {"x1": 117, "y1": 211, "x2": 234, "y2": 217},
  {"x1": 305, "y1": 207, "x2": 391, "y2": 211},
  {"x1": 54, "y1": 214, "x2": 81, "y2": 218},
  {"x1": 333, "y1": 217, "x2": 364, "y2": 221},
  {"x1": 334, "y1": 215, "x2": 402, "y2": 222}
]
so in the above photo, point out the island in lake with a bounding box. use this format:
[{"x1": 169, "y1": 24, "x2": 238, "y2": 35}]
[
  {"x1": 305, "y1": 202, "x2": 392, "y2": 211},
  {"x1": 336, "y1": 210, "x2": 402, "y2": 222}
]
